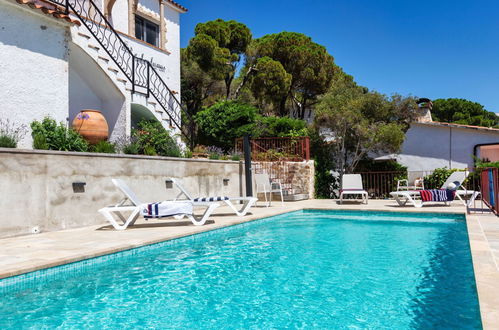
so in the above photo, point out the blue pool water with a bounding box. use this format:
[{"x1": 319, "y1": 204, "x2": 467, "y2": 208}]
[{"x1": 0, "y1": 210, "x2": 481, "y2": 329}]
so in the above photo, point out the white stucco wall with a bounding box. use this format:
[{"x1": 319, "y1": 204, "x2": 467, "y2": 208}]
[
  {"x1": 110, "y1": 0, "x2": 129, "y2": 34},
  {"x1": 139, "y1": 0, "x2": 160, "y2": 14},
  {"x1": 0, "y1": 2, "x2": 70, "y2": 148},
  {"x1": 397, "y1": 123, "x2": 499, "y2": 171},
  {"x1": 70, "y1": 70, "x2": 102, "y2": 112},
  {"x1": 164, "y1": 6, "x2": 181, "y2": 96}
]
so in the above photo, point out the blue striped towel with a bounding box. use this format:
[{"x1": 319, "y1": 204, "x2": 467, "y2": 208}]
[
  {"x1": 140, "y1": 201, "x2": 193, "y2": 219},
  {"x1": 420, "y1": 189, "x2": 455, "y2": 202},
  {"x1": 193, "y1": 196, "x2": 229, "y2": 202}
]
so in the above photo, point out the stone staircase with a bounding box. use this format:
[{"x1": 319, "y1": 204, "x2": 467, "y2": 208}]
[
  {"x1": 71, "y1": 28, "x2": 175, "y2": 132},
  {"x1": 47, "y1": 0, "x2": 192, "y2": 144}
]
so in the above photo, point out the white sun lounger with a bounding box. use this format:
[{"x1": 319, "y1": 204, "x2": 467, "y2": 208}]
[
  {"x1": 390, "y1": 171, "x2": 480, "y2": 207},
  {"x1": 99, "y1": 179, "x2": 220, "y2": 230},
  {"x1": 339, "y1": 174, "x2": 368, "y2": 204},
  {"x1": 170, "y1": 178, "x2": 257, "y2": 216},
  {"x1": 444, "y1": 171, "x2": 481, "y2": 206}
]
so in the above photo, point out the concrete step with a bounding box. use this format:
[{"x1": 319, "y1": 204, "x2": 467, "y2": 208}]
[
  {"x1": 107, "y1": 67, "x2": 119, "y2": 74},
  {"x1": 87, "y1": 44, "x2": 100, "y2": 51},
  {"x1": 283, "y1": 193, "x2": 309, "y2": 201},
  {"x1": 116, "y1": 77, "x2": 128, "y2": 84},
  {"x1": 97, "y1": 55, "x2": 110, "y2": 63},
  {"x1": 77, "y1": 32, "x2": 91, "y2": 39}
]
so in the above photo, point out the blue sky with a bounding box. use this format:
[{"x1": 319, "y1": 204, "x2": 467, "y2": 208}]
[{"x1": 179, "y1": 0, "x2": 499, "y2": 112}]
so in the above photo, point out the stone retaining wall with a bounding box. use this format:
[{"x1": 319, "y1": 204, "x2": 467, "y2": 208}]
[
  {"x1": 253, "y1": 160, "x2": 315, "y2": 197},
  {"x1": 0, "y1": 149, "x2": 245, "y2": 238},
  {"x1": 0, "y1": 149, "x2": 315, "y2": 238}
]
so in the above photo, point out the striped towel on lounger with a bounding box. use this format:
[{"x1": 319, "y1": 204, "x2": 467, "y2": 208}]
[
  {"x1": 140, "y1": 201, "x2": 193, "y2": 219},
  {"x1": 193, "y1": 196, "x2": 229, "y2": 202},
  {"x1": 420, "y1": 189, "x2": 456, "y2": 202}
]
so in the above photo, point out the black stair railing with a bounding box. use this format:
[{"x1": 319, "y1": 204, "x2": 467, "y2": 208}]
[{"x1": 48, "y1": 0, "x2": 193, "y2": 145}]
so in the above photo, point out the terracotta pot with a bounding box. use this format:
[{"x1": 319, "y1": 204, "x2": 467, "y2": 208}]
[{"x1": 72, "y1": 109, "x2": 109, "y2": 144}]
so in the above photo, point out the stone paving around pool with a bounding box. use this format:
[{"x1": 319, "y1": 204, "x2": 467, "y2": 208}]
[{"x1": 0, "y1": 199, "x2": 498, "y2": 328}]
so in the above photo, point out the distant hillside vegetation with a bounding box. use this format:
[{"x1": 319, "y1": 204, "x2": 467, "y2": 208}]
[{"x1": 431, "y1": 98, "x2": 499, "y2": 128}]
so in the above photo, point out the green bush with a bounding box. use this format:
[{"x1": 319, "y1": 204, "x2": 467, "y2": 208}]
[
  {"x1": 123, "y1": 141, "x2": 140, "y2": 155},
  {"x1": 134, "y1": 120, "x2": 182, "y2": 157},
  {"x1": 0, "y1": 119, "x2": 27, "y2": 148},
  {"x1": 207, "y1": 146, "x2": 223, "y2": 160},
  {"x1": 230, "y1": 153, "x2": 241, "y2": 161},
  {"x1": 32, "y1": 133, "x2": 49, "y2": 150},
  {"x1": 143, "y1": 145, "x2": 157, "y2": 156},
  {"x1": 31, "y1": 117, "x2": 88, "y2": 152},
  {"x1": 475, "y1": 160, "x2": 499, "y2": 170},
  {"x1": 0, "y1": 135, "x2": 17, "y2": 148},
  {"x1": 423, "y1": 167, "x2": 458, "y2": 189},
  {"x1": 309, "y1": 130, "x2": 339, "y2": 198},
  {"x1": 90, "y1": 141, "x2": 116, "y2": 154},
  {"x1": 254, "y1": 116, "x2": 308, "y2": 137},
  {"x1": 194, "y1": 101, "x2": 311, "y2": 150},
  {"x1": 195, "y1": 101, "x2": 258, "y2": 151}
]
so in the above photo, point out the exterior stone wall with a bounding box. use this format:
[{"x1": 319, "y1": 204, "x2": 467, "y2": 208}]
[
  {"x1": 0, "y1": 149, "x2": 246, "y2": 238},
  {"x1": 253, "y1": 160, "x2": 315, "y2": 197}
]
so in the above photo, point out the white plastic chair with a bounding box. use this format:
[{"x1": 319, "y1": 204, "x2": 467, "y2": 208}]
[
  {"x1": 397, "y1": 171, "x2": 425, "y2": 191},
  {"x1": 98, "y1": 179, "x2": 219, "y2": 230},
  {"x1": 253, "y1": 173, "x2": 284, "y2": 207},
  {"x1": 339, "y1": 174, "x2": 368, "y2": 204}
]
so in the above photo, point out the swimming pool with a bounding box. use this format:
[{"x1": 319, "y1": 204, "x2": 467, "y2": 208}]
[{"x1": 0, "y1": 210, "x2": 481, "y2": 328}]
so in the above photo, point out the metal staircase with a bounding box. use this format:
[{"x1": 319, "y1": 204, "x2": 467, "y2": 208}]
[{"x1": 48, "y1": 0, "x2": 193, "y2": 145}]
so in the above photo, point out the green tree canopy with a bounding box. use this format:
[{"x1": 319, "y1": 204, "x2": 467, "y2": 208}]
[
  {"x1": 181, "y1": 49, "x2": 224, "y2": 116},
  {"x1": 314, "y1": 75, "x2": 418, "y2": 174},
  {"x1": 247, "y1": 32, "x2": 335, "y2": 118},
  {"x1": 431, "y1": 98, "x2": 498, "y2": 128},
  {"x1": 248, "y1": 56, "x2": 291, "y2": 108},
  {"x1": 187, "y1": 19, "x2": 252, "y2": 99}
]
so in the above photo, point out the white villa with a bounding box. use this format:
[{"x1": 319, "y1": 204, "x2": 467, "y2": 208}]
[
  {"x1": 377, "y1": 101, "x2": 499, "y2": 171},
  {"x1": 0, "y1": 0, "x2": 188, "y2": 148}
]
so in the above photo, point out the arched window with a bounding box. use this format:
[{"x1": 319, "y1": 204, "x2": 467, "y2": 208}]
[{"x1": 104, "y1": 0, "x2": 117, "y2": 23}]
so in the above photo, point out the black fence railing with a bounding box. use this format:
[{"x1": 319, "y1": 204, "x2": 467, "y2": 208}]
[
  {"x1": 357, "y1": 169, "x2": 481, "y2": 199},
  {"x1": 48, "y1": 0, "x2": 193, "y2": 144},
  {"x1": 357, "y1": 171, "x2": 406, "y2": 199}
]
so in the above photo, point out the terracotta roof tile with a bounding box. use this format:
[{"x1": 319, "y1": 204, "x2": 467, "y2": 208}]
[
  {"x1": 15, "y1": 0, "x2": 81, "y2": 25},
  {"x1": 164, "y1": 0, "x2": 188, "y2": 12}
]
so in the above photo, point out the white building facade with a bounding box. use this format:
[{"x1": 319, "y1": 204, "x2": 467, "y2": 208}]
[
  {"x1": 0, "y1": 0, "x2": 187, "y2": 148},
  {"x1": 396, "y1": 121, "x2": 499, "y2": 171}
]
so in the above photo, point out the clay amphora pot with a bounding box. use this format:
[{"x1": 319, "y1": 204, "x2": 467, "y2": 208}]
[{"x1": 72, "y1": 109, "x2": 109, "y2": 144}]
